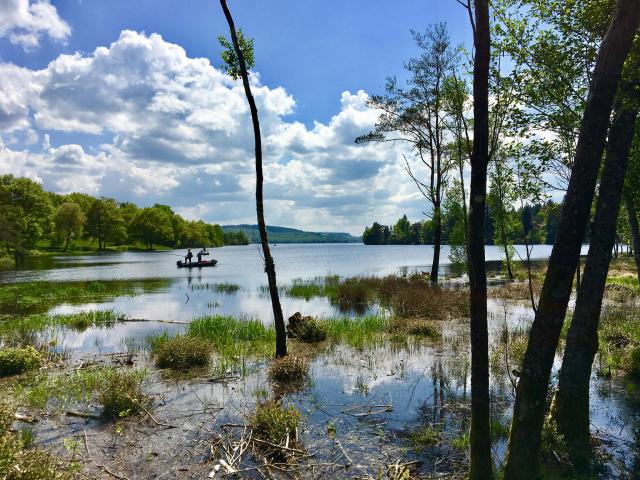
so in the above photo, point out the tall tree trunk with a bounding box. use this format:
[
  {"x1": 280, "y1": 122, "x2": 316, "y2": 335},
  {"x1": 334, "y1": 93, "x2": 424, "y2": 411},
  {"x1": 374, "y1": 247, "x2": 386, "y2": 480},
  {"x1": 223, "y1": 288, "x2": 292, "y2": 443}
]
[
  {"x1": 552, "y1": 98, "x2": 639, "y2": 468},
  {"x1": 624, "y1": 191, "x2": 640, "y2": 283},
  {"x1": 503, "y1": 2, "x2": 640, "y2": 478},
  {"x1": 220, "y1": 0, "x2": 287, "y2": 357},
  {"x1": 431, "y1": 206, "x2": 441, "y2": 284},
  {"x1": 468, "y1": 0, "x2": 493, "y2": 478}
]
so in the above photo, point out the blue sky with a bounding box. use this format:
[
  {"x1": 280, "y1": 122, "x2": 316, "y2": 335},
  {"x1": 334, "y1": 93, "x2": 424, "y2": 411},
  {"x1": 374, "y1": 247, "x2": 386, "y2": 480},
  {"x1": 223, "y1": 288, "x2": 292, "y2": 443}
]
[{"x1": 0, "y1": 0, "x2": 474, "y2": 234}]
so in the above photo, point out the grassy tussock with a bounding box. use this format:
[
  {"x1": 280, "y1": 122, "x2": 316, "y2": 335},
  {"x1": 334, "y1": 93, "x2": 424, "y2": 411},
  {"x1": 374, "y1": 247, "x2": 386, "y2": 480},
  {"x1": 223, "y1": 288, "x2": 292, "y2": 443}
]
[
  {"x1": 97, "y1": 368, "x2": 149, "y2": 419},
  {"x1": 0, "y1": 311, "x2": 125, "y2": 338},
  {"x1": 151, "y1": 335, "x2": 212, "y2": 370},
  {"x1": 267, "y1": 355, "x2": 308, "y2": 385},
  {"x1": 0, "y1": 347, "x2": 43, "y2": 377},
  {"x1": 250, "y1": 401, "x2": 301, "y2": 446},
  {"x1": 389, "y1": 317, "x2": 441, "y2": 338}
]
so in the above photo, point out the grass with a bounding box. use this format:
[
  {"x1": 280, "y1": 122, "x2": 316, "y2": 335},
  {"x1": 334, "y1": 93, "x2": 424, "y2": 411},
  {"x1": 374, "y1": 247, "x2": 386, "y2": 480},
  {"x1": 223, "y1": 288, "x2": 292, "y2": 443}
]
[
  {"x1": 0, "y1": 399, "x2": 79, "y2": 479},
  {"x1": 151, "y1": 335, "x2": 212, "y2": 370},
  {"x1": 267, "y1": 355, "x2": 308, "y2": 385},
  {"x1": 409, "y1": 424, "x2": 441, "y2": 448},
  {"x1": 0, "y1": 347, "x2": 43, "y2": 377},
  {"x1": 321, "y1": 315, "x2": 388, "y2": 349},
  {"x1": 287, "y1": 313, "x2": 327, "y2": 342},
  {"x1": 389, "y1": 317, "x2": 440, "y2": 338},
  {"x1": 597, "y1": 303, "x2": 640, "y2": 377},
  {"x1": 490, "y1": 324, "x2": 529, "y2": 375},
  {"x1": 0, "y1": 279, "x2": 169, "y2": 315},
  {"x1": 276, "y1": 276, "x2": 340, "y2": 301},
  {"x1": 190, "y1": 282, "x2": 240, "y2": 294},
  {"x1": 249, "y1": 401, "x2": 302, "y2": 446},
  {"x1": 97, "y1": 368, "x2": 149, "y2": 419},
  {"x1": 0, "y1": 310, "x2": 126, "y2": 338}
]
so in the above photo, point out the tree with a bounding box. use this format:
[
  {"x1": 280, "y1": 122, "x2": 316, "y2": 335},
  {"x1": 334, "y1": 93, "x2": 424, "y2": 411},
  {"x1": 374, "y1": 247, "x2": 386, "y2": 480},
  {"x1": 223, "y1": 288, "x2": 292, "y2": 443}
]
[
  {"x1": 86, "y1": 198, "x2": 126, "y2": 250},
  {"x1": 463, "y1": 0, "x2": 494, "y2": 477},
  {"x1": 551, "y1": 72, "x2": 640, "y2": 467},
  {"x1": 129, "y1": 207, "x2": 174, "y2": 250},
  {"x1": 219, "y1": 0, "x2": 287, "y2": 358},
  {"x1": 623, "y1": 126, "x2": 640, "y2": 282},
  {"x1": 0, "y1": 175, "x2": 54, "y2": 262},
  {"x1": 54, "y1": 202, "x2": 85, "y2": 251},
  {"x1": 357, "y1": 23, "x2": 459, "y2": 284},
  {"x1": 504, "y1": 1, "x2": 640, "y2": 477},
  {"x1": 392, "y1": 215, "x2": 412, "y2": 244}
]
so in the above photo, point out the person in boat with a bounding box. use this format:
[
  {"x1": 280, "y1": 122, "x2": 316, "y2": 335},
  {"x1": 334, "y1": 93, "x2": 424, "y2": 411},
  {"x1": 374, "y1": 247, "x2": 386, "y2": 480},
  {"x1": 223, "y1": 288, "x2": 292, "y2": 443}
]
[
  {"x1": 196, "y1": 247, "x2": 209, "y2": 263},
  {"x1": 185, "y1": 249, "x2": 193, "y2": 264}
]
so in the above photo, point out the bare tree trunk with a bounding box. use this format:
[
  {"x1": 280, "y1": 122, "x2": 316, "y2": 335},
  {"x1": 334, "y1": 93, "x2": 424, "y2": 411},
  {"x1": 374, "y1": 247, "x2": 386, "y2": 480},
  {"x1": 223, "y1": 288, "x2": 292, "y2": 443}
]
[
  {"x1": 220, "y1": 0, "x2": 287, "y2": 357},
  {"x1": 468, "y1": 0, "x2": 493, "y2": 477},
  {"x1": 624, "y1": 191, "x2": 640, "y2": 283},
  {"x1": 504, "y1": 2, "x2": 640, "y2": 477},
  {"x1": 552, "y1": 97, "x2": 639, "y2": 468},
  {"x1": 431, "y1": 207, "x2": 441, "y2": 284}
]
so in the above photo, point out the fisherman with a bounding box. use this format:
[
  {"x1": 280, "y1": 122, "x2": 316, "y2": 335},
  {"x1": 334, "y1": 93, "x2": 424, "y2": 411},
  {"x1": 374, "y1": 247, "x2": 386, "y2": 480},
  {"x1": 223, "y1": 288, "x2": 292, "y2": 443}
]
[
  {"x1": 196, "y1": 247, "x2": 209, "y2": 263},
  {"x1": 185, "y1": 248, "x2": 193, "y2": 264}
]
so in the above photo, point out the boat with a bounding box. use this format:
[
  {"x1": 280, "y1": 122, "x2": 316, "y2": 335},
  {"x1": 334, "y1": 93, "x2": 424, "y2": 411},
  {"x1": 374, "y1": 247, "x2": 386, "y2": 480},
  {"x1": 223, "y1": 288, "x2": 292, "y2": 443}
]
[{"x1": 176, "y1": 259, "x2": 218, "y2": 268}]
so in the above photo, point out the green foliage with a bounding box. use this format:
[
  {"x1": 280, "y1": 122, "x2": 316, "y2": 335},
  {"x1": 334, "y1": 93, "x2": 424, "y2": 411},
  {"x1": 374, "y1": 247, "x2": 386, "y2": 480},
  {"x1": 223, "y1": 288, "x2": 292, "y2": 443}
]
[
  {"x1": 267, "y1": 355, "x2": 309, "y2": 384},
  {"x1": 409, "y1": 424, "x2": 441, "y2": 448},
  {"x1": 0, "y1": 347, "x2": 43, "y2": 377},
  {"x1": 129, "y1": 206, "x2": 175, "y2": 250},
  {"x1": 53, "y1": 202, "x2": 85, "y2": 250},
  {"x1": 295, "y1": 317, "x2": 328, "y2": 343},
  {"x1": 222, "y1": 230, "x2": 250, "y2": 245},
  {"x1": 151, "y1": 335, "x2": 212, "y2": 370},
  {"x1": 85, "y1": 197, "x2": 126, "y2": 250},
  {"x1": 250, "y1": 401, "x2": 301, "y2": 446},
  {"x1": 222, "y1": 225, "x2": 359, "y2": 244},
  {"x1": 218, "y1": 29, "x2": 255, "y2": 80},
  {"x1": 97, "y1": 368, "x2": 148, "y2": 419}
]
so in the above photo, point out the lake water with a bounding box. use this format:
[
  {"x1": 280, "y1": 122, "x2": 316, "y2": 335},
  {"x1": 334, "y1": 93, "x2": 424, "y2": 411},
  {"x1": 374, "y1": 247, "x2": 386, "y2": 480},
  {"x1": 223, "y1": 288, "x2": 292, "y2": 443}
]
[{"x1": 0, "y1": 244, "x2": 573, "y2": 326}]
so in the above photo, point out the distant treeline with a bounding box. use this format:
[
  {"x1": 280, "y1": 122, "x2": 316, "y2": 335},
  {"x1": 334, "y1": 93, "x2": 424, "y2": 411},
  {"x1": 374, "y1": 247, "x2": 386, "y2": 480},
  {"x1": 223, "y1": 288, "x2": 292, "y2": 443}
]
[
  {"x1": 0, "y1": 175, "x2": 249, "y2": 254},
  {"x1": 363, "y1": 202, "x2": 564, "y2": 246},
  {"x1": 221, "y1": 224, "x2": 361, "y2": 244}
]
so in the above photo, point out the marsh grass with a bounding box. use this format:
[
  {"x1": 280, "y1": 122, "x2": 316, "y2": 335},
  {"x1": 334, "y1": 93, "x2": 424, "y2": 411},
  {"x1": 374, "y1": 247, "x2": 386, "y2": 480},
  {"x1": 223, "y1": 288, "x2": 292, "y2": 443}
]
[
  {"x1": 0, "y1": 311, "x2": 125, "y2": 339},
  {"x1": 409, "y1": 424, "x2": 441, "y2": 448},
  {"x1": 97, "y1": 368, "x2": 149, "y2": 419},
  {"x1": 250, "y1": 401, "x2": 301, "y2": 446},
  {"x1": 0, "y1": 279, "x2": 169, "y2": 315},
  {"x1": 0, "y1": 347, "x2": 43, "y2": 377},
  {"x1": 190, "y1": 282, "x2": 240, "y2": 294},
  {"x1": 321, "y1": 315, "x2": 388, "y2": 349},
  {"x1": 0, "y1": 399, "x2": 79, "y2": 479},
  {"x1": 598, "y1": 304, "x2": 640, "y2": 377},
  {"x1": 267, "y1": 355, "x2": 308, "y2": 386},
  {"x1": 490, "y1": 324, "x2": 529, "y2": 375},
  {"x1": 389, "y1": 317, "x2": 440, "y2": 339},
  {"x1": 151, "y1": 335, "x2": 212, "y2": 369}
]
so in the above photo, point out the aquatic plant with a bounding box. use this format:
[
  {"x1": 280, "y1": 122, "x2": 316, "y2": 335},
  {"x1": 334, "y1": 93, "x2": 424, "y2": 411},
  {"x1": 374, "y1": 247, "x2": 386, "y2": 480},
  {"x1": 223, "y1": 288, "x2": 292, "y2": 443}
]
[
  {"x1": 0, "y1": 347, "x2": 43, "y2": 377},
  {"x1": 267, "y1": 355, "x2": 308, "y2": 385},
  {"x1": 97, "y1": 368, "x2": 149, "y2": 419},
  {"x1": 151, "y1": 335, "x2": 212, "y2": 369},
  {"x1": 190, "y1": 282, "x2": 240, "y2": 294},
  {"x1": 249, "y1": 401, "x2": 301, "y2": 446}
]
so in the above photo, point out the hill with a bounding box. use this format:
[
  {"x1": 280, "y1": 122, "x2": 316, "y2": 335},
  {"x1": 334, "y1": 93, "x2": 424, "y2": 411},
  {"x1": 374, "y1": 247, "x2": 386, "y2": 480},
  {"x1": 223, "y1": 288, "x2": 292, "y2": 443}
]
[{"x1": 221, "y1": 225, "x2": 361, "y2": 244}]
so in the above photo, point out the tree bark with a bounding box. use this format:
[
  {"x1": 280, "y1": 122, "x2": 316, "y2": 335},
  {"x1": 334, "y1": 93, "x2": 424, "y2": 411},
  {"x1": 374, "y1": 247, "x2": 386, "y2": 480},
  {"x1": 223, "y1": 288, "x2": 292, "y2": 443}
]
[
  {"x1": 220, "y1": 0, "x2": 287, "y2": 357},
  {"x1": 624, "y1": 191, "x2": 640, "y2": 283},
  {"x1": 552, "y1": 97, "x2": 639, "y2": 468},
  {"x1": 468, "y1": 0, "x2": 493, "y2": 478},
  {"x1": 431, "y1": 206, "x2": 441, "y2": 284},
  {"x1": 504, "y1": 2, "x2": 640, "y2": 478}
]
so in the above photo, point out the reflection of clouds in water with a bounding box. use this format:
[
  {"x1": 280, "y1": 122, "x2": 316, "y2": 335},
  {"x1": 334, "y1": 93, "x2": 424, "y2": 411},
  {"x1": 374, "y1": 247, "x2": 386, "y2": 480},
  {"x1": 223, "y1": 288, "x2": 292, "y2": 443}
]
[{"x1": 57, "y1": 322, "x2": 185, "y2": 354}]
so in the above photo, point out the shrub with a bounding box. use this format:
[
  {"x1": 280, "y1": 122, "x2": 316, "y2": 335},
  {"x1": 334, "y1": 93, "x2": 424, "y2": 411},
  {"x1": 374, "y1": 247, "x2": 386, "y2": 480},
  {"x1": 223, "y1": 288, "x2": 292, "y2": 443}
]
[
  {"x1": 287, "y1": 313, "x2": 326, "y2": 342},
  {"x1": 97, "y1": 369, "x2": 148, "y2": 419},
  {"x1": 152, "y1": 335, "x2": 211, "y2": 369},
  {"x1": 267, "y1": 355, "x2": 308, "y2": 385},
  {"x1": 250, "y1": 401, "x2": 301, "y2": 446},
  {"x1": 0, "y1": 347, "x2": 43, "y2": 377}
]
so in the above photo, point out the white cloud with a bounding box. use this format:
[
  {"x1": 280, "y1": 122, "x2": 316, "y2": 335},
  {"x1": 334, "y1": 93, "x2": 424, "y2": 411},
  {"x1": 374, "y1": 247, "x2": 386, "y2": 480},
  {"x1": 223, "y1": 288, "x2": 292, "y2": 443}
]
[
  {"x1": 0, "y1": 30, "x2": 429, "y2": 234},
  {"x1": 0, "y1": 0, "x2": 70, "y2": 49}
]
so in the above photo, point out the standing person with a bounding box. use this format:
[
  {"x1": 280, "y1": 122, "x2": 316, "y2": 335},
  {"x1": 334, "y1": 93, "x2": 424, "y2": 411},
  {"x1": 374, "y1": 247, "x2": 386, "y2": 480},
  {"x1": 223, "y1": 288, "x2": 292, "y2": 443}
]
[
  {"x1": 197, "y1": 247, "x2": 208, "y2": 263},
  {"x1": 185, "y1": 249, "x2": 193, "y2": 264}
]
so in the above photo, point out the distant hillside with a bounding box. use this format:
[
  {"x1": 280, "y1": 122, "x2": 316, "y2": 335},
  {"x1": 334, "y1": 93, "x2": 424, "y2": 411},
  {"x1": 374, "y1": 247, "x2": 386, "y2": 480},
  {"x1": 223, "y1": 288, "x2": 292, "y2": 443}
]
[{"x1": 221, "y1": 225, "x2": 361, "y2": 244}]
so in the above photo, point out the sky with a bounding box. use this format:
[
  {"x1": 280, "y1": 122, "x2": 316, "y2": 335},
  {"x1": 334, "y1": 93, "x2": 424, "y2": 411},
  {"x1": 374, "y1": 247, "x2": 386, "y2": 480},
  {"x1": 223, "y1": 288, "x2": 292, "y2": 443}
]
[{"x1": 0, "y1": 0, "x2": 474, "y2": 234}]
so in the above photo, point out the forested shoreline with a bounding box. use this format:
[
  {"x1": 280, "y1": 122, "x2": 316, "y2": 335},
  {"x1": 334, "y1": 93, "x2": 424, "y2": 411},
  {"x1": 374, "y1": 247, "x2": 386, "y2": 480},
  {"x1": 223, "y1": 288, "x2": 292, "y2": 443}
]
[{"x1": 0, "y1": 174, "x2": 249, "y2": 261}]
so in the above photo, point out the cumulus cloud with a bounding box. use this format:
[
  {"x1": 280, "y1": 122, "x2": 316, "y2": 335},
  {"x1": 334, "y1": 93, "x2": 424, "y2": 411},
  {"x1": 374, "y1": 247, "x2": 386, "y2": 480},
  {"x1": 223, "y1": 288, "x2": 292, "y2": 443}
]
[
  {"x1": 0, "y1": 30, "x2": 427, "y2": 234},
  {"x1": 0, "y1": 0, "x2": 70, "y2": 49}
]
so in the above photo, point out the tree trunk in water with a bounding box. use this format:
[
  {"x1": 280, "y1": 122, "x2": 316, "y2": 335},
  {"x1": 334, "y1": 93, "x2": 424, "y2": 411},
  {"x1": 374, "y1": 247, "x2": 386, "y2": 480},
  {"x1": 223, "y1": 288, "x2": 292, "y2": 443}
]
[
  {"x1": 624, "y1": 192, "x2": 640, "y2": 283},
  {"x1": 431, "y1": 207, "x2": 441, "y2": 285},
  {"x1": 220, "y1": 0, "x2": 287, "y2": 358},
  {"x1": 468, "y1": 1, "x2": 493, "y2": 478},
  {"x1": 552, "y1": 99, "x2": 638, "y2": 468},
  {"x1": 503, "y1": 3, "x2": 640, "y2": 478}
]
